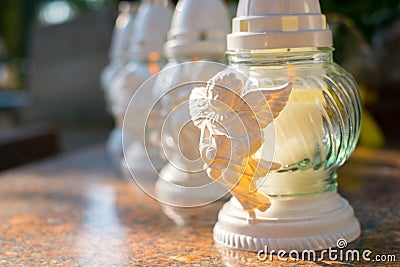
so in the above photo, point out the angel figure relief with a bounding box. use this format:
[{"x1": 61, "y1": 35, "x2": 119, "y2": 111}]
[{"x1": 189, "y1": 72, "x2": 292, "y2": 221}]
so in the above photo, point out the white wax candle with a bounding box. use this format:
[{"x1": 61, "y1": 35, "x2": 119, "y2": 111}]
[{"x1": 259, "y1": 86, "x2": 328, "y2": 196}]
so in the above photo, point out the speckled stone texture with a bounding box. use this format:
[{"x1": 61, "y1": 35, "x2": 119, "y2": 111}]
[{"x1": 0, "y1": 146, "x2": 398, "y2": 266}]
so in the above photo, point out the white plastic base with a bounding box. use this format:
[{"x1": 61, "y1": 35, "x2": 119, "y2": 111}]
[
  {"x1": 155, "y1": 162, "x2": 229, "y2": 226},
  {"x1": 213, "y1": 191, "x2": 360, "y2": 252},
  {"x1": 106, "y1": 128, "x2": 130, "y2": 170},
  {"x1": 121, "y1": 141, "x2": 165, "y2": 184}
]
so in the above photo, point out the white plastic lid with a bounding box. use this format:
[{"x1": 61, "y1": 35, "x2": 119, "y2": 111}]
[
  {"x1": 109, "y1": 1, "x2": 135, "y2": 61},
  {"x1": 164, "y1": 0, "x2": 231, "y2": 58},
  {"x1": 128, "y1": 0, "x2": 173, "y2": 59},
  {"x1": 227, "y1": 0, "x2": 332, "y2": 50}
]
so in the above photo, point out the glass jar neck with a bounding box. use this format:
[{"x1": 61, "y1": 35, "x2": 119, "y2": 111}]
[
  {"x1": 227, "y1": 47, "x2": 334, "y2": 66},
  {"x1": 130, "y1": 57, "x2": 166, "y2": 65},
  {"x1": 168, "y1": 54, "x2": 225, "y2": 64}
]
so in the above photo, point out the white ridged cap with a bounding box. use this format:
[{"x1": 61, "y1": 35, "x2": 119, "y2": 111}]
[
  {"x1": 128, "y1": 0, "x2": 173, "y2": 59},
  {"x1": 164, "y1": 0, "x2": 231, "y2": 58},
  {"x1": 227, "y1": 0, "x2": 332, "y2": 50}
]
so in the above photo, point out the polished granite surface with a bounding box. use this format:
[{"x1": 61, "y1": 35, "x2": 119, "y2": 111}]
[{"x1": 0, "y1": 146, "x2": 398, "y2": 266}]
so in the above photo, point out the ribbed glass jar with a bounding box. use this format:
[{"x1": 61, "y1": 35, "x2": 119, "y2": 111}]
[
  {"x1": 117, "y1": 57, "x2": 165, "y2": 139},
  {"x1": 227, "y1": 47, "x2": 362, "y2": 198},
  {"x1": 152, "y1": 56, "x2": 225, "y2": 169}
]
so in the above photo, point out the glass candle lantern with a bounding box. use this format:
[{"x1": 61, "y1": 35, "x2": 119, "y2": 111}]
[
  {"x1": 110, "y1": 0, "x2": 173, "y2": 180},
  {"x1": 151, "y1": 0, "x2": 231, "y2": 225},
  {"x1": 190, "y1": 0, "x2": 362, "y2": 251},
  {"x1": 101, "y1": 1, "x2": 138, "y2": 169}
]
